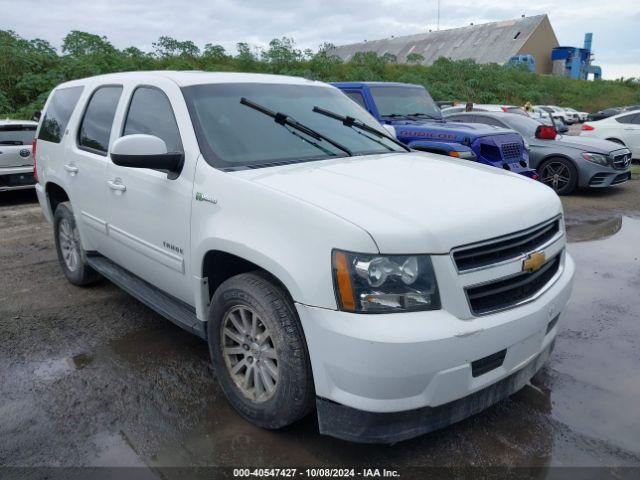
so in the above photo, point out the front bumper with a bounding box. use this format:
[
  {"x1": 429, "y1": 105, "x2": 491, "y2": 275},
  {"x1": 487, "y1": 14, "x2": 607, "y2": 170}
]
[
  {"x1": 0, "y1": 166, "x2": 36, "y2": 192},
  {"x1": 578, "y1": 163, "x2": 631, "y2": 188},
  {"x1": 297, "y1": 252, "x2": 574, "y2": 443},
  {"x1": 316, "y1": 337, "x2": 555, "y2": 443}
]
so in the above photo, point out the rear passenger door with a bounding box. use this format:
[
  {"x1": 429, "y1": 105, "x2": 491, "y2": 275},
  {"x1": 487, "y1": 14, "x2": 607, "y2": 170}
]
[
  {"x1": 103, "y1": 84, "x2": 194, "y2": 303},
  {"x1": 63, "y1": 85, "x2": 122, "y2": 252}
]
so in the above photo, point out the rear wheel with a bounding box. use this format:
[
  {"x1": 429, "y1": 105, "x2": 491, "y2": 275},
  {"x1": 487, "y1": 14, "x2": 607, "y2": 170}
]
[
  {"x1": 538, "y1": 158, "x2": 578, "y2": 195},
  {"x1": 53, "y1": 202, "x2": 100, "y2": 285},
  {"x1": 207, "y1": 272, "x2": 314, "y2": 429}
]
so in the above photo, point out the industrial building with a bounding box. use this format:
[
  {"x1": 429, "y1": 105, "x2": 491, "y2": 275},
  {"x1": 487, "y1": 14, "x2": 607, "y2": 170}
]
[{"x1": 332, "y1": 14, "x2": 563, "y2": 74}]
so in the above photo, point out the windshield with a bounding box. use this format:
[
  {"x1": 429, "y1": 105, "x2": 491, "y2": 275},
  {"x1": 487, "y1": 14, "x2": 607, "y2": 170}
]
[
  {"x1": 0, "y1": 126, "x2": 36, "y2": 145},
  {"x1": 369, "y1": 86, "x2": 442, "y2": 119},
  {"x1": 182, "y1": 83, "x2": 403, "y2": 170},
  {"x1": 501, "y1": 115, "x2": 544, "y2": 138}
]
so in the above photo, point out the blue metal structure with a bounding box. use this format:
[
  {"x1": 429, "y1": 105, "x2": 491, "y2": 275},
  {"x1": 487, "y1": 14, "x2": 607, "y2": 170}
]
[
  {"x1": 551, "y1": 33, "x2": 602, "y2": 80},
  {"x1": 332, "y1": 82, "x2": 536, "y2": 178}
]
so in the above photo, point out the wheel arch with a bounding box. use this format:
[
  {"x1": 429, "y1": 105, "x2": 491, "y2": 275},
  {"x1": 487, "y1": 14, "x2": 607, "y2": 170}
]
[
  {"x1": 605, "y1": 137, "x2": 626, "y2": 146},
  {"x1": 201, "y1": 249, "x2": 297, "y2": 309},
  {"x1": 45, "y1": 181, "x2": 70, "y2": 215}
]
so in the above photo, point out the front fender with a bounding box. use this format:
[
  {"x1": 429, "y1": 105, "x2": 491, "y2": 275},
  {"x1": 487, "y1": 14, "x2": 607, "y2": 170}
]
[{"x1": 190, "y1": 160, "x2": 379, "y2": 319}]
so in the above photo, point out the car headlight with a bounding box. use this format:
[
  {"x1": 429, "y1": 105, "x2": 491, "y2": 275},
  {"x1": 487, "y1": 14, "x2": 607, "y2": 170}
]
[
  {"x1": 332, "y1": 250, "x2": 440, "y2": 313},
  {"x1": 582, "y1": 152, "x2": 609, "y2": 166}
]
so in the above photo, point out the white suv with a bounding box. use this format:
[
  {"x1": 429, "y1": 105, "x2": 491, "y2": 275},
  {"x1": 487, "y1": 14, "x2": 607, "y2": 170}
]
[
  {"x1": 0, "y1": 119, "x2": 38, "y2": 191},
  {"x1": 34, "y1": 71, "x2": 575, "y2": 443}
]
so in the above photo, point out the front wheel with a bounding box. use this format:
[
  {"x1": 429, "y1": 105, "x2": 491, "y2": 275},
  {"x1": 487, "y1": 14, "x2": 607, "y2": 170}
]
[
  {"x1": 538, "y1": 158, "x2": 578, "y2": 195},
  {"x1": 207, "y1": 272, "x2": 314, "y2": 429}
]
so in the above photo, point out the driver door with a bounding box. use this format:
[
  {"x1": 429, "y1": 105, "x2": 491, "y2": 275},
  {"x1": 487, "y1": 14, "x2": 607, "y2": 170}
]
[{"x1": 103, "y1": 84, "x2": 196, "y2": 303}]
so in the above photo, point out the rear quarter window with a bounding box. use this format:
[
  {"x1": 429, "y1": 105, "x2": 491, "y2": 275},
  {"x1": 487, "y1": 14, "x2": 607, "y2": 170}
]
[
  {"x1": 0, "y1": 125, "x2": 36, "y2": 145},
  {"x1": 38, "y1": 86, "x2": 84, "y2": 143}
]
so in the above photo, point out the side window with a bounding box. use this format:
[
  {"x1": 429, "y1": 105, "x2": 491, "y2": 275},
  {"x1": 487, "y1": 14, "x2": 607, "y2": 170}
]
[
  {"x1": 123, "y1": 87, "x2": 183, "y2": 153},
  {"x1": 38, "y1": 86, "x2": 83, "y2": 143},
  {"x1": 344, "y1": 91, "x2": 367, "y2": 110},
  {"x1": 475, "y1": 116, "x2": 503, "y2": 127},
  {"x1": 616, "y1": 114, "x2": 638, "y2": 124},
  {"x1": 78, "y1": 86, "x2": 123, "y2": 155},
  {"x1": 447, "y1": 115, "x2": 470, "y2": 123}
]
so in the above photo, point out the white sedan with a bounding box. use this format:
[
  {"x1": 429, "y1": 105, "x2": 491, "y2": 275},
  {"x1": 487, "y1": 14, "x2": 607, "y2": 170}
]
[{"x1": 581, "y1": 110, "x2": 640, "y2": 159}]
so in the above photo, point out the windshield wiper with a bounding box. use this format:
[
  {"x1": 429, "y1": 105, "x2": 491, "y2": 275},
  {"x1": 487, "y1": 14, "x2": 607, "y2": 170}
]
[
  {"x1": 406, "y1": 112, "x2": 442, "y2": 121},
  {"x1": 240, "y1": 98, "x2": 352, "y2": 157},
  {"x1": 312, "y1": 106, "x2": 410, "y2": 152}
]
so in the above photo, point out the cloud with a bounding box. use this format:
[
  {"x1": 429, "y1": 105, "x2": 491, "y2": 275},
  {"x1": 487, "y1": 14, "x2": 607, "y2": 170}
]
[{"x1": 1, "y1": 0, "x2": 638, "y2": 78}]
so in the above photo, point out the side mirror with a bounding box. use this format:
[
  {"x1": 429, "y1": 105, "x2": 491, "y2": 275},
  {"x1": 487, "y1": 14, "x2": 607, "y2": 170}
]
[
  {"x1": 111, "y1": 134, "x2": 183, "y2": 179},
  {"x1": 535, "y1": 124, "x2": 557, "y2": 140}
]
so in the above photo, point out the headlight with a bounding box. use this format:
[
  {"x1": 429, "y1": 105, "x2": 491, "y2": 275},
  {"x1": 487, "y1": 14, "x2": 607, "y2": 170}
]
[
  {"x1": 332, "y1": 250, "x2": 440, "y2": 313},
  {"x1": 582, "y1": 152, "x2": 609, "y2": 166}
]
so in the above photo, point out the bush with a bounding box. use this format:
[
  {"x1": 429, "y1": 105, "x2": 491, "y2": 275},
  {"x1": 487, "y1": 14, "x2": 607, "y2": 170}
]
[{"x1": 2, "y1": 29, "x2": 639, "y2": 117}]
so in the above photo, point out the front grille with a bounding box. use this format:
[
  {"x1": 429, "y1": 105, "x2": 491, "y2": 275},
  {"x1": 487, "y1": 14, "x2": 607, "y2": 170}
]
[
  {"x1": 452, "y1": 217, "x2": 560, "y2": 272},
  {"x1": 466, "y1": 254, "x2": 561, "y2": 316},
  {"x1": 612, "y1": 152, "x2": 631, "y2": 170},
  {"x1": 479, "y1": 143, "x2": 501, "y2": 163},
  {"x1": 500, "y1": 142, "x2": 521, "y2": 160},
  {"x1": 471, "y1": 349, "x2": 507, "y2": 377}
]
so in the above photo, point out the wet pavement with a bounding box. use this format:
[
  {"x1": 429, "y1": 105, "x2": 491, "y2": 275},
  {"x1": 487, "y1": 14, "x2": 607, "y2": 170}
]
[{"x1": 1, "y1": 186, "x2": 639, "y2": 475}]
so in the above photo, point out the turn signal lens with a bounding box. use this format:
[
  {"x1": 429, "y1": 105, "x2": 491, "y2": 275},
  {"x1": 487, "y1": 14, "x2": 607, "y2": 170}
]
[
  {"x1": 333, "y1": 251, "x2": 355, "y2": 311},
  {"x1": 581, "y1": 124, "x2": 594, "y2": 131}
]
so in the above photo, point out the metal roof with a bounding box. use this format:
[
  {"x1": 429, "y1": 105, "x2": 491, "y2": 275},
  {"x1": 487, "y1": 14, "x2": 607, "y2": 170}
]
[{"x1": 331, "y1": 15, "x2": 549, "y2": 65}]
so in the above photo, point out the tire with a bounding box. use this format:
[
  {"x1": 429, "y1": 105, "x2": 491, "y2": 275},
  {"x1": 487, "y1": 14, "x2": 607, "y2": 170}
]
[
  {"x1": 53, "y1": 202, "x2": 100, "y2": 286},
  {"x1": 538, "y1": 158, "x2": 578, "y2": 195},
  {"x1": 207, "y1": 271, "x2": 314, "y2": 429}
]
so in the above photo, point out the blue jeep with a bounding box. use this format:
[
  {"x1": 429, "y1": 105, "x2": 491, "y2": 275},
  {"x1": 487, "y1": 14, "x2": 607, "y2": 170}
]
[{"x1": 332, "y1": 82, "x2": 536, "y2": 178}]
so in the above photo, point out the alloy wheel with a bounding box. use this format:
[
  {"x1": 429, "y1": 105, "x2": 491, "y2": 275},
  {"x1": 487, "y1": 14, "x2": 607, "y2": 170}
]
[
  {"x1": 540, "y1": 162, "x2": 571, "y2": 192},
  {"x1": 58, "y1": 218, "x2": 80, "y2": 272},
  {"x1": 221, "y1": 305, "x2": 279, "y2": 402}
]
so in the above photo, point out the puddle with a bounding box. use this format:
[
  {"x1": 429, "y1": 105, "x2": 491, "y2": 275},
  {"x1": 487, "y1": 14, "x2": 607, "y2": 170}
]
[
  {"x1": 550, "y1": 215, "x2": 640, "y2": 455},
  {"x1": 32, "y1": 353, "x2": 93, "y2": 381},
  {"x1": 565, "y1": 216, "x2": 623, "y2": 242}
]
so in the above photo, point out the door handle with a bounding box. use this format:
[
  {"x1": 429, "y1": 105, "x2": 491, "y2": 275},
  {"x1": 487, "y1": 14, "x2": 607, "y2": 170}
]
[
  {"x1": 64, "y1": 164, "x2": 79, "y2": 175},
  {"x1": 107, "y1": 179, "x2": 127, "y2": 192}
]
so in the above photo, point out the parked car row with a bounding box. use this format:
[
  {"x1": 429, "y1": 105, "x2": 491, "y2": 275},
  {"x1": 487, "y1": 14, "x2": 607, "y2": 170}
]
[
  {"x1": 333, "y1": 82, "x2": 631, "y2": 195},
  {"x1": 444, "y1": 111, "x2": 632, "y2": 194}
]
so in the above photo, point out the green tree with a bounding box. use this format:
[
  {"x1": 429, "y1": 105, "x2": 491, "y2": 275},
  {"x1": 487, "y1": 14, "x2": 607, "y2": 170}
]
[{"x1": 406, "y1": 52, "x2": 424, "y2": 64}]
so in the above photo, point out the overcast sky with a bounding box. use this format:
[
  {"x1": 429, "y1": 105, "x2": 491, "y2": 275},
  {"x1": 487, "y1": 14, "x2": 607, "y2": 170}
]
[{"x1": 2, "y1": 0, "x2": 638, "y2": 79}]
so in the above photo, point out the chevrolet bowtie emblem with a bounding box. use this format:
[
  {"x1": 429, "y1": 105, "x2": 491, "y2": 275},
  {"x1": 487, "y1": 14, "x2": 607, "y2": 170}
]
[{"x1": 523, "y1": 251, "x2": 546, "y2": 273}]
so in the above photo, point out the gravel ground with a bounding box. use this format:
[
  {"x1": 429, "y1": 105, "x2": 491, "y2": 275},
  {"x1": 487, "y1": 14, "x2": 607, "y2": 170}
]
[{"x1": 1, "y1": 177, "x2": 639, "y2": 477}]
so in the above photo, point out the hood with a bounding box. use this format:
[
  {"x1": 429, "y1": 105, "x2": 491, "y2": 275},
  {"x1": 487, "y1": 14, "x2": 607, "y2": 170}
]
[
  {"x1": 390, "y1": 120, "x2": 515, "y2": 142},
  {"x1": 552, "y1": 135, "x2": 626, "y2": 153},
  {"x1": 234, "y1": 152, "x2": 561, "y2": 254}
]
